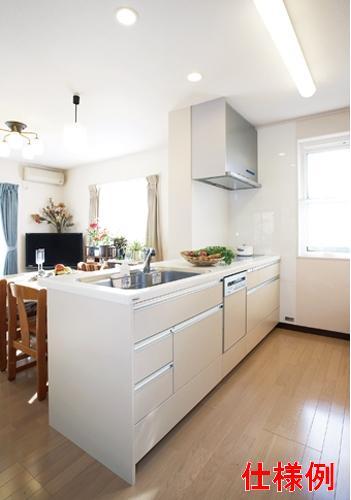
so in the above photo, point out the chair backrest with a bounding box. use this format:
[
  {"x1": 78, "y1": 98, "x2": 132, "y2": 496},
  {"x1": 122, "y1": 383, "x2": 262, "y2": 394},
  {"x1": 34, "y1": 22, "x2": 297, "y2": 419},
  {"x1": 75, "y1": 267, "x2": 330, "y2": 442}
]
[{"x1": 8, "y1": 283, "x2": 47, "y2": 348}]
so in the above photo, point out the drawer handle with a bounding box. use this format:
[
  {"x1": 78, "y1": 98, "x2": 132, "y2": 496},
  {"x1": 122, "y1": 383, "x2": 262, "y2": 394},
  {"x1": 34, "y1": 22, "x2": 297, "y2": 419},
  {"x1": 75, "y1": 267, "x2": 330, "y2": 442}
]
[
  {"x1": 247, "y1": 275, "x2": 279, "y2": 295},
  {"x1": 172, "y1": 304, "x2": 222, "y2": 334},
  {"x1": 134, "y1": 363, "x2": 173, "y2": 391},
  {"x1": 247, "y1": 261, "x2": 280, "y2": 273},
  {"x1": 133, "y1": 280, "x2": 221, "y2": 310},
  {"x1": 134, "y1": 328, "x2": 172, "y2": 351}
]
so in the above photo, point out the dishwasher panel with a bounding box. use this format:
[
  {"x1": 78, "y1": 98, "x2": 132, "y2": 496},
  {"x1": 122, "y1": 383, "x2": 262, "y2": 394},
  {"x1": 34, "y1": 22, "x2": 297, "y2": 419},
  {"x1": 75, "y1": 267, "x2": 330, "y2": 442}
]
[
  {"x1": 223, "y1": 272, "x2": 247, "y2": 352},
  {"x1": 224, "y1": 287, "x2": 247, "y2": 351}
]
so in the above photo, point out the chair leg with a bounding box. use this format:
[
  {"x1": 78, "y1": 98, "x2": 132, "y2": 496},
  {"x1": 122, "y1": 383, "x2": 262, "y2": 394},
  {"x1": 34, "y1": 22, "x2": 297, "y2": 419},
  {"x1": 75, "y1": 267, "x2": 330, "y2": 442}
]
[
  {"x1": 0, "y1": 329, "x2": 6, "y2": 372},
  {"x1": 36, "y1": 359, "x2": 47, "y2": 401},
  {"x1": 7, "y1": 342, "x2": 16, "y2": 381},
  {"x1": 36, "y1": 337, "x2": 47, "y2": 401}
]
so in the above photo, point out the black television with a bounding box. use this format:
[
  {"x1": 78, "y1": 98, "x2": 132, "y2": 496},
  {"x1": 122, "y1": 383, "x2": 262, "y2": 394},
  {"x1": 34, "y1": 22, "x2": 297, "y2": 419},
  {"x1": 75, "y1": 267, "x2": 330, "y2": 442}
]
[{"x1": 25, "y1": 233, "x2": 83, "y2": 269}]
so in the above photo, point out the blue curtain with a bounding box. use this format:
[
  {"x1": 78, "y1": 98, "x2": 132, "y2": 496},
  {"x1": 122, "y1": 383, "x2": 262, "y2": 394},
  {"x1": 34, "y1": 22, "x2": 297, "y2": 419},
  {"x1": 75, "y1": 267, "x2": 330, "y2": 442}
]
[{"x1": 0, "y1": 183, "x2": 18, "y2": 275}]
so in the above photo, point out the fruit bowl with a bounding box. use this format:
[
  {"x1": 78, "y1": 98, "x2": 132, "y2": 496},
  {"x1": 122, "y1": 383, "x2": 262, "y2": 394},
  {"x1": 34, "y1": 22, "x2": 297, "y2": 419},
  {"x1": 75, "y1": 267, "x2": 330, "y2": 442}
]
[{"x1": 180, "y1": 251, "x2": 223, "y2": 267}]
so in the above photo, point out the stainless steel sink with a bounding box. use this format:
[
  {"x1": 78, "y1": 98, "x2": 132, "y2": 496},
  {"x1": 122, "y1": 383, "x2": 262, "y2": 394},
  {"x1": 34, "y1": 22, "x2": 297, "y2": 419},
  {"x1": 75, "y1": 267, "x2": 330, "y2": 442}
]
[{"x1": 95, "y1": 269, "x2": 200, "y2": 290}]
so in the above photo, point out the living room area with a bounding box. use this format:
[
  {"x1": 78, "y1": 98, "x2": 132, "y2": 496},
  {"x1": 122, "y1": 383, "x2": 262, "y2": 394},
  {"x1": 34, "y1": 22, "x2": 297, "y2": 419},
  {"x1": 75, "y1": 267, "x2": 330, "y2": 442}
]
[{"x1": 0, "y1": 146, "x2": 168, "y2": 275}]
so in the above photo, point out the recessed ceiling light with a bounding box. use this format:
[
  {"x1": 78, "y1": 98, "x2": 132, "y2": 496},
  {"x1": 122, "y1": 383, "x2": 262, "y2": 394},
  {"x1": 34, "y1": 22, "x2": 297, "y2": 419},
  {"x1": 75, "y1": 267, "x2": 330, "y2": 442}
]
[
  {"x1": 278, "y1": 152, "x2": 286, "y2": 156},
  {"x1": 187, "y1": 72, "x2": 203, "y2": 83},
  {"x1": 115, "y1": 7, "x2": 138, "y2": 26},
  {"x1": 253, "y1": 0, "x2": 316, "y2": 98}
]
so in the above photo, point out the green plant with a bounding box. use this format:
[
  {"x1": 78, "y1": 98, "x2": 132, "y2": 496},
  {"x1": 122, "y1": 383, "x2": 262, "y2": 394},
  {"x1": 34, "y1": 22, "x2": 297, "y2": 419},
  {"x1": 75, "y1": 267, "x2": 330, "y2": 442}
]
[
  {"x1": 129, "y1": 240, "x2": 143, "y2": 252},
  {"x1": 113, "y1": 235, "x2": 128, "y2": 251},
  {"x1": 204, "y1": 246, "x2": 235, "y2": 264}
]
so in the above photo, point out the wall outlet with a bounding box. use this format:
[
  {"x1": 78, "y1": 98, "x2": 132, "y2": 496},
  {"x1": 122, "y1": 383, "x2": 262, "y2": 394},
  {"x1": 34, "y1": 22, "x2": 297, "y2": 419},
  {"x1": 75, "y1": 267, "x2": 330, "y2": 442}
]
[{"x1": 284, "y1": 316, "x2": 295, "y2": 322}]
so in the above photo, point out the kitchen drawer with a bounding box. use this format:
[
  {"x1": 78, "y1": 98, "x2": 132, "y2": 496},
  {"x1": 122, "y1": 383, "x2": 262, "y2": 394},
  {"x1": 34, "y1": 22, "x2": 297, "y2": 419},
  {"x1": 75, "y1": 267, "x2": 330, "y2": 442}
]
[
  {"x1": 134, "y1": 363, "x2": 173, "y2": 424},
  {"x1": 247, "y1": 262, "x2": 280, "y2": 290},
  {"x1": 247, "y1": 278, "x2": 280, "y2": 333},
  {"x1": 246, "y1": 308, "x2": 279, "y2": 353},
  {"x1": 134, "y1": 282, "x2": 222, "y2": 342},
  {"x1": 134, "y1": 329, "x2": 173, "y2": 384},
  {"x1": 135, "y1": 356, "x2": 222, "y2": 462},
  {"x1": 174, "y1": 305, "x2": 223, "y2": 391}
]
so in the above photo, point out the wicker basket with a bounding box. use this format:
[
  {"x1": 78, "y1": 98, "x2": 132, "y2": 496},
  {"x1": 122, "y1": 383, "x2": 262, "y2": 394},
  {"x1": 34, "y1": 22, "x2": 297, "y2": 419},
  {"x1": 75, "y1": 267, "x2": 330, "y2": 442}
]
[{"x1": 180, "y1": 251, "x2": 223, "y2": 267}]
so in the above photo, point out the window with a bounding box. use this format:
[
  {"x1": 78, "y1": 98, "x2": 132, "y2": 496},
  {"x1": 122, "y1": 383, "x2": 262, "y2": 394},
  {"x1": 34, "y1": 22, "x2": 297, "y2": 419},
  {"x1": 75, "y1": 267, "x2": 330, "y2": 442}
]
[
  {"x1": 99, "y1": 178, "x2": 148, "y2": 243},
  {"x1": 298, "y1": 134, "x2": 350, "y2": 258}
]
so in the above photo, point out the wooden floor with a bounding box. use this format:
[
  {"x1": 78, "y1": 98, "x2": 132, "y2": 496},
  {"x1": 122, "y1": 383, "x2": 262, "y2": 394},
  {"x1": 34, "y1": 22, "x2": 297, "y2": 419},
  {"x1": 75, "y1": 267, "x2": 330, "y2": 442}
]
[{"x1": 0, "y1": 328, "x2": 349, "y2": 499}]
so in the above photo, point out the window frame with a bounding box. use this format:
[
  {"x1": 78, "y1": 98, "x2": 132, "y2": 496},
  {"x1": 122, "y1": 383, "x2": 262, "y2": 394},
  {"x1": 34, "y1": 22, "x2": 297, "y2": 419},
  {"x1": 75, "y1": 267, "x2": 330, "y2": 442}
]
[{"x1": 298, "y1": 132, "x2": 350, "y2": 260}]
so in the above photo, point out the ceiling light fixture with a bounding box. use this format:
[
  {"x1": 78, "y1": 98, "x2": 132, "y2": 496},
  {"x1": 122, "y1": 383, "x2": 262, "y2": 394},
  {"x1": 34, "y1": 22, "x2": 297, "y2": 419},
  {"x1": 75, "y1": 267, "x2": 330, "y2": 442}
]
[
  {"x1": 116, "y1": 7, "x2": 138, "y2": 26},
  {"x1": 0, "y1": 121, "x2": 43, "y2": 159},
  {"x1": 253, "y1": 0, "x2": 316, "y2": 98},
  {"x1": 187, "y1": 72, "x2": 203, "y2": 83},
  {"x1": 64, "y1": 94, "x2": 87, "y2": 151}
]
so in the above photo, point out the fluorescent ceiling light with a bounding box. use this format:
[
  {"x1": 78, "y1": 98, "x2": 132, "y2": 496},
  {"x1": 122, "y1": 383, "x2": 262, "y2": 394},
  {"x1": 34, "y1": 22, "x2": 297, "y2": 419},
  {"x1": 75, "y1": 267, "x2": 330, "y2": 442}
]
[
  {"x1": 253, "y1": 0, "x2": 316, "y2": 98},
  {"x1": 116, "y1": 7, "x2": 138, "y2": 26},
  {"x1": 187, "y1": 72, "x2": 203, "y2": 83}
]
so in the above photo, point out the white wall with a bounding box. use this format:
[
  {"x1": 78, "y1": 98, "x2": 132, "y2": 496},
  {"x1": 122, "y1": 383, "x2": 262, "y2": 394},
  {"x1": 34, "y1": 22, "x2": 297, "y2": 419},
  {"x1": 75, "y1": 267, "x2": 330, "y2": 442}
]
[
  {"x1": 229, "y1": 108, "x2": 350, "y2": 333},
  {"x1": 168, "y1": 107, "x2": 229, "y2": 259},
  {"x1": 64, "y1": 148, "x2": 168, "y2": 257},
  {"x1": 0, "y1": 160, "x2": 65, "y2": 272}
]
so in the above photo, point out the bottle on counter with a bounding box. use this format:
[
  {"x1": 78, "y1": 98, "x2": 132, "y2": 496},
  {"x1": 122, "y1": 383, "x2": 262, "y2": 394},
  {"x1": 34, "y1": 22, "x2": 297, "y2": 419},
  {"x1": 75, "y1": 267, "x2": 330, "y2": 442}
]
[{"x1": 120, "y1": 260, "x2": 131, "y2": 289}]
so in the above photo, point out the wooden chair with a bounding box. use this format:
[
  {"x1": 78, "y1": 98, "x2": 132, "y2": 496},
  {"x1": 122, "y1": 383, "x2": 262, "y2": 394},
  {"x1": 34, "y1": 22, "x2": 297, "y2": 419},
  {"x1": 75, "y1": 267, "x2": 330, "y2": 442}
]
[
  {"x1": 0, "y1": 280, "x2": 6, "y2": 371},
  {"x1": 7, "y1": 283, "x2": 48, "y2": 400}
]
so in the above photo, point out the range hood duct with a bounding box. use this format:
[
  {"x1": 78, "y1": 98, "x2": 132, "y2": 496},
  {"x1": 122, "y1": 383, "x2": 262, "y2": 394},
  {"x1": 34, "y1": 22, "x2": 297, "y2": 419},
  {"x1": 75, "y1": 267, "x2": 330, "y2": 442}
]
[{"x1": 191, "y1": 98, "x2": 261, "y2": 190}]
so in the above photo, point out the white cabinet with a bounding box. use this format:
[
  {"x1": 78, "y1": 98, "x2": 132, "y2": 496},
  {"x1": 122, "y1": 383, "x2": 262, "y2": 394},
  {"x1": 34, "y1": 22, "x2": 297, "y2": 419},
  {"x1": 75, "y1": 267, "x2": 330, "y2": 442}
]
[
  {"x1": 247, "y1": 262, "x2": 280, "y2": 289},
  {"x1": 173, "y1": 305, "x2": 223, "y2": 391},
  {"x1": 247, "y1": 278, "x2": 280, "y2": 334},
  {"x1": 223, "y1": 287, "x2": 246, "y2": 351},
  {"x1": 134, "y1": 329, "x2": 173, "y2": 384},
  {"x1": 134, "y1": 282, "x2": 222, "y2": 342},
  {"x1": 134, "y1": 364, "x2": 173, "y2": 424}
]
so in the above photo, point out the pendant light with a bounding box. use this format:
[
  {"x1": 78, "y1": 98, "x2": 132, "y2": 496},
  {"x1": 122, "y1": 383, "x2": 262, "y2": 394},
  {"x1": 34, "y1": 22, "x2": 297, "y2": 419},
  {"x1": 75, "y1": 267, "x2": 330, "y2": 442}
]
[{"x1": 64, "y1": 94, "x2": 87, "y2": 150}]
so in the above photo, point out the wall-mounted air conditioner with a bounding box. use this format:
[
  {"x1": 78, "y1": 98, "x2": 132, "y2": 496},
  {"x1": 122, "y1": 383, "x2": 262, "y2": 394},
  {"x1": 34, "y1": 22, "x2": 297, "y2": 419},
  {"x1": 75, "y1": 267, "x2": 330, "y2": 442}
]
[{"x1": 23, "y1": 166, "x2": 65, "y2": 186}]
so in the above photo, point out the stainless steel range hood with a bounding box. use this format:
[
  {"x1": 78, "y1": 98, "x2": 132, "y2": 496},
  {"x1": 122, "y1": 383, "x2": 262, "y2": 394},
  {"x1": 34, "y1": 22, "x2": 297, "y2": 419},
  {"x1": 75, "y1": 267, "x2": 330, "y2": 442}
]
[
  {"x1": 198, "y1": 171, "x2": 261, "y2": 190},
  {"x1": 191, "y1": 98, "x2": 261, "y2": 190}
]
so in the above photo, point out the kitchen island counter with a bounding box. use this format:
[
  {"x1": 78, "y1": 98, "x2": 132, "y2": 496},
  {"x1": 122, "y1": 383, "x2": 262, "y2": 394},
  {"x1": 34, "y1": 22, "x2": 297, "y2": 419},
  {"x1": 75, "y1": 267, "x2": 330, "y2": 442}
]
[
  {"x1": 41, "y1": 254, "x2": 280, "y2": 485},
  {"x1": 40, "y1": 255, "x2": 280, "y2": 305}
]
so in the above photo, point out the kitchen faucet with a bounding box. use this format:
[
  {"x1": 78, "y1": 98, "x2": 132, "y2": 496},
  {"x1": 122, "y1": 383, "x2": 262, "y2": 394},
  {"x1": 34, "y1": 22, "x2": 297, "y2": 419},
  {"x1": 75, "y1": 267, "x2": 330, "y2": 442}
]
[{"x1": 143, "y1": 248, "x2": 156, "y2": 273}]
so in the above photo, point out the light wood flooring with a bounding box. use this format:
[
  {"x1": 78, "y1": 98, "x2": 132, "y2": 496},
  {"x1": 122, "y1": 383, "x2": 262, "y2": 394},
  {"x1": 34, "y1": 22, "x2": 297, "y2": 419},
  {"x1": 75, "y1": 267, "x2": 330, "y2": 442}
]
[{"x1": 0, "y1": 328, "x2": 349, "y2": 499}]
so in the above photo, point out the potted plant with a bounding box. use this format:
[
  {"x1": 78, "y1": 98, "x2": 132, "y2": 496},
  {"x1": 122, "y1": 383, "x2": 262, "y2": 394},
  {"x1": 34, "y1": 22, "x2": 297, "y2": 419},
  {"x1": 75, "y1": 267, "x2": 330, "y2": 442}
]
[
  {"x1": 31, "y1": 198, "x2": 74, "y2": 233},
  {"x1": 113, "y1": 235, "x2": 128, "y2": 260},
  {"x1": 85, "y1": 222, "x2": 112, "y2": 262},
  {"x1": 129, "y1": 240, "x2": 144, "y2": 262}
]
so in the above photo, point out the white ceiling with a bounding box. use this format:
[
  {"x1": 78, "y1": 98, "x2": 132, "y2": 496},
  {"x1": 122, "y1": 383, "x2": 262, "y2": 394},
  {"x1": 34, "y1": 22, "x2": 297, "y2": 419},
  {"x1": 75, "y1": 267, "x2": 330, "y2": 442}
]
[{"x1": 0, "y1": 0, "x2": 349, "y2": 168}]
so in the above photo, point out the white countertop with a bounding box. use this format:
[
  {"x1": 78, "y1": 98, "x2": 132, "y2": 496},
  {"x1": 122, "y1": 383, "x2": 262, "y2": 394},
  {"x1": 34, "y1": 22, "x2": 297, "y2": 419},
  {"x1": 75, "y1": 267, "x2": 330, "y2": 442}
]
[{"x1": 40, "y1": 255, "x2": 280, "y2": 305}]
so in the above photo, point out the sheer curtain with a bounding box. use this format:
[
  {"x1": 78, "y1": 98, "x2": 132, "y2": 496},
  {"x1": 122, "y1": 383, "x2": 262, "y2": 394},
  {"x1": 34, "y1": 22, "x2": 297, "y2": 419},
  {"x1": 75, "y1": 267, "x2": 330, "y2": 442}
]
[
  {"x1": 0, "y1": 183, "x2": 18, "y2": 275},
  {"x1": 146, "y1": 175, "x2": 163, "y2": 261},
  {"x1": 89, "y1": 184, "x2": 100, "y2": 223}
]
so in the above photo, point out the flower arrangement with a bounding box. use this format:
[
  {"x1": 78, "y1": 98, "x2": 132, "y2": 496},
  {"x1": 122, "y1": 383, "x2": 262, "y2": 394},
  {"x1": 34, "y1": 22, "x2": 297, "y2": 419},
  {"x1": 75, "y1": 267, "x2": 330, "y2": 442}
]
[
  {"x1": 86, "y1": 222, "x2": 111, "y2": 246},
  {"x1": 31, "y1": 198, "x2": 74, "y2": 233}
]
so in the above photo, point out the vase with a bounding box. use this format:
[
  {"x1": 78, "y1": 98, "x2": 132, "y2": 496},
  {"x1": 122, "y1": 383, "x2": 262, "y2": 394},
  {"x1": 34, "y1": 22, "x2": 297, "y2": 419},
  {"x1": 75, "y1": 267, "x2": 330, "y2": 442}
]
[{"x1": 85, "y1": 245, "x2": 98, "y2": 262}]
